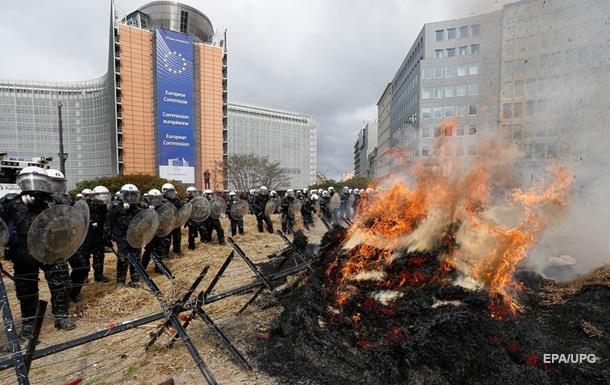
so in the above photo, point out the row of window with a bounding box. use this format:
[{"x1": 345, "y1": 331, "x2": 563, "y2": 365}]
[
  {"x1": 422, "y1": 84, "x2": 479, "y2": 99},
  {"x1": 502, "y1": 98, "x2": 561, "y2": 119},
  {"x1": 422, "y1": 63, "x2": 480, "y2": 80},
  {"x1": 421, "y1": 144, "x2": 478, "y2": 157},
  {"x1": 435, "y1": 24, "x2": 480, "y2": 42},
  {"x1": 435, "y1": 44, "x2": 480, "y2": 58},
  {"x1": 421, "y1": 123, "x2": 478, "y2": 138},
  {"x1": 421, "y1": 105, "x2": 479, "y2": 120}
]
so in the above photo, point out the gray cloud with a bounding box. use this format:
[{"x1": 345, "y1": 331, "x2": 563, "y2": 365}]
[{"x1": 0, "y1": 0, "x2": 510, "y2": 178}]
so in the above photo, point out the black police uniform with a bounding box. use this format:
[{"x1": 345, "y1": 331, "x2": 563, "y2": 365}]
[
  {"x1": 226, "y1": 197, "x2": 244, "y2": 236},
  {"x1": 203, "y1": 195, "x2": 225, "y2": 245},
  {"x1": 0, "y1": 193, "x2": 73, "y2": 333},
  {"x1": 301, "y1": 197, "x2": 315, "y2": 229},
  {"x1": 161, "y1": 195, "x2": 183, "y2": 256},
  {"x1": 108, "y1": 199, "x2": 146, "y2": 286},
  {"x1": 280, "y1": 195, "x2": 295, "y2": 234},
  {"x1": 252, "y1": 194, "x2": 273, "y2": 233},
  {"x1": 186, "y1": 196, "x2": 206, "y2": 250}
]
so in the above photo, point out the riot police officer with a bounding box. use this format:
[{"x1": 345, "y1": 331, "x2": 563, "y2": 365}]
[
  {"x1": 226, "y1": 191, "x2": 244, "y2": 236},
  {"x1": 141, "y1": 189, "x2": 166, "y2": 272},
  {"x1": 248, "y1": 189, "x2": 257, "y2": 215},
  {"x1": 161, "y1": 183, "x2": 182, "y2": 256},
  {"x1": 320, "y1": 190, "x2": 332, "y2": 223},
  {"x1": 340, "y1": 186, "x2": 350, "y2": 220},
  {"x1": 252, "y1": 186, "x2": 273, "y2": 233},
  {"x1": 281, "y1": 189, "x2": 296, "y2": 234},
  {"x1": 185, "y1": 187, "x2": 206, "y2": 250},
  {"x1": 301, "y1": 191, "x2": 315, "y2": 230},
  {"x1": 203, "y1": 190, "x2": 225, "y2": 245},
  {"x1": 0, "y1": 167, "x2": 75, "y2": 338},
  {"x1": 109, "y1": 184, "x2": 145, "y2": 288}
]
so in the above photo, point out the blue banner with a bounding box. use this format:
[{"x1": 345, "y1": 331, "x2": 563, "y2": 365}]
[{"x1": 155, "y1": 28, "x2": 195, "y2": 183}]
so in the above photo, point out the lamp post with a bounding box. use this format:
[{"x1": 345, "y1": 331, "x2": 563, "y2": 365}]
[{"x1": 57, "y1": 101, "x2": 68, "y2": 175}]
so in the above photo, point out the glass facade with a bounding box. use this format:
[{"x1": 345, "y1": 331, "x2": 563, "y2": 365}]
[
  {"x1": 0, "y1": 78, "x2": 114, "y2": 187},
  {"x1": 227, "y1": 103, "x2": 317, "y2": 189}
]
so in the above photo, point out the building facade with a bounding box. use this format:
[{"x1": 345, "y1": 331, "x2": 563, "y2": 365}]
[
  {"x1": 353, "y1": 120, "x2": 378, "y2": 177},
  {"x1": 0, "y1": 1, "x2": 227, "y2": 189},
  {"x1": 374, "y1": 82, "x2": 392, "y2": 178},
  {"x1": 227, "y1": 102, "x2": 317, "y2": 189}
]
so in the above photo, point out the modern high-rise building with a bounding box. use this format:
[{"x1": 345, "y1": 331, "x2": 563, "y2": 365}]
[
  {"x1": 0, "y1": 1, "x2": 227, "y2": 189},
  {"x1": 227, "y1": 102, "x2": 317, "y2": 189},
  {"x1": 353, "y1": 120, "x2": 378, "y2": 177},
  {"x1": 375, "y1": 0, "x2": 609, "y2": 180},
  {"x1": 375, "y1": 82, "x2": 393, "y2": 178}
]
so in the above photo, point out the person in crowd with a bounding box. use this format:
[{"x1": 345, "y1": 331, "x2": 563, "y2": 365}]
[{"x1": 226, "y1": 191, "x2": 244, "y2": 236}]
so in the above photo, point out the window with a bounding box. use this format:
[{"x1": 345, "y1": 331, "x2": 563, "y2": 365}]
[
  {"x1": 457, "y1": 64, "x2": 468, "y2": 76},
  {"x1": 515, "y1": 80, "x2": 524, "y2": 96},
  {"x1": 504, "y1": 60, "x2": 514, "y2": 77},
  {"x1": 447, "y1": 28, "x2": 456, "y2": 39},
  {"x1": 468, "y1": 124, "x2": 477, "y2": 135},
  {"x1": 447, "y1": 48, "x2": 456, "y2": 57},
  {"x1": 457, "y1": 105, "x2": 467, "y2": 117},
  {"x1": 445, "y1": 86, "x2": 454, "y2": 97},
  {"x1": 527, "y1": 79, "x2": 537, "y2": 95},
  {"x1": 471, "y1": 24, "x2": 480, "y2": 36},
  {"x1": 445, "y1": 65, "x2": 456, "y2": 78},
  {"x1": 503, "y1": 103, "x2": 513, "y2": 119},
  {"x1": 436, "y1": 30, "x2": 444, "y2": 41},
  {"x1": 421, "y1": 127, "x2": 430, "y2": 137},
  {"x1": 421, "y1": 146, "x2": 430, "y2": 156},
  {"x1": 433, "y1": 107, "x2": 443, "y2": 119},
  {"x1": 444, "y1": 124, "x2": 453, "y2": 136},
  {"x1": 422, "y1": 88, "x2": 432, "y2": 99},
  {"x1": 470, "y1": 44, "x2": 480, "y2": 55},
  {"x1": 459, "y1": 26, "x2": 469, "y2": 38},
  {"x1": 433, "y1": 87, "x2": 444, "y2": 98},
  {"x1": 457, "y1": 125, "x2": 465, "y2": 136},
  {"x1": 434, "y1": 66, "x2": 444, "y2": 78},
  {"x1": 456, "y1": 85, "x2": 467, "y2": 97},
  {"x1": 459, "y1": 46, "x2": 468, "y2": 56},
  {"x1": 180, "y1": 10, "x2": 189, "y2": 33},
  {"x1": 423, "y1": 68, "x2": 433, "y2": 79},
  {"x1": 526, "y1": 100, "x2": 536, "y2": 116},
  {"x1": 422, "y1": 108, "x2": 432, "y2": 119},
  {"x1": 514, "y1": 102, "x2": 523, "y2": 118},
  {"x1": 469, "y1": 84, "x2": 479, "y2": 95},
  {"x1": 444, "y1": 106, "x2": 456, "y2": 117},
  {"x1": 469, "y1": 63, "x2": 480, "y2": 75},
  {"x1": 435, "y1": 49, "x2": 444, "y2": 59},
  {"x1": 469, "y1": 105, "x2": 478, "y2": 115}
]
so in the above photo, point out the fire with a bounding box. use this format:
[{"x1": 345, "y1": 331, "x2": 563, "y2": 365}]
[{"x1": 328, "y1": 124, "x2": 572, "y2": 318}]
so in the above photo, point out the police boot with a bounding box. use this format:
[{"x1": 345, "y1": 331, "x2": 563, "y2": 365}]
[
  {"x1": 94, "y1": 275, "x2": 111, "y2": 283},
  {"x1": 18, "y1": 319, "x2": 35, "y2": 349},
  {"x1": 54, "y1": 316, "x2": 76, "y2": 331}
]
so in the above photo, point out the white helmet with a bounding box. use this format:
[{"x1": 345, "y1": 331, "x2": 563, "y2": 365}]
[
  {"x1": 311, "y1": 193, "x2": 319, "y2": 201},
  {"x1": 303, "y1": 188, "x2": 309, "y2": 194},
  {"x1": 204, "y1": 189, "x2": 213, "y2": 194},
  {"x1": 76, "y1": 193, "x2": 83, "y2": 200},
  {"x1": 259, "y1": 186, "x2": 269, "y2": 196},
  {"x1": 286, "y1": 189, "x2": 294, "y2": 193},
  {"x1": 318, "y1": 188, "x2": 323, "y2": 194},
  {"x1": 328, "y1": 186, "x2": 335, "y2": 192},
  {"x1": 81, "y1": 188, "x2": 94, "y2": 197},
  {"x1": 120, "y1": 183, "x2": 140, "y2": 204},
  {"x1": 343, "y1": 186, "x2": 349, "y2": 192},
  {"x1": 148, "y1": 188, "x2": 163, "y2": 207},
  {"x1": 270, "y1": 190, "x2": 277, "y2": 197},
  {"x1": 161, "y1": 183, "x2": 175, "y2": 193},
  {"x1": 115, "y1": 191, "x2": 120, "y2": 197},
  {"x1": 286, "y1": 189, "x2": 295, "y2": 198},
  {"x1": 366, "y1": 188, "x2": 373, "y2": 194},
  {"x1": 16, "y1": 166, "x2": 51, "y2": 193},
  {"x1": 229, "y1": 191, "x2": 237, "y2": 196},
  {"x1": 322, "y1": 190, "x2": 330, "y2": 198},
  {"x1": 349, "y1": 188, "x2": 353, "y2": 194},
  {"x1": 93, "y1": 185, "x2": 111, "y2": 204},
  {"x1": 186, "y1": 186, "x2": 198, "y2": 198},
  {"x1": 46, "y1": 169, "x2": 67, "y2": 194},
  {"x1": 354, "y1": 188, "x2": 360, "y2": 194},
  {"x1": 249, "y1": 189, "x2": 256, "y2": 195}
]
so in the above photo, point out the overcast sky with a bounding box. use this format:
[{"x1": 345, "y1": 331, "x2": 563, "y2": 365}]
[{"x1": 0, "y1": 0, "x2": 509, "y2": 179}]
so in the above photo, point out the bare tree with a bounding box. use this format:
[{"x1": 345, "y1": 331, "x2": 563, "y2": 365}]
[{"x1": 227, "y1": 154, "x2": 288, "y2": 191}]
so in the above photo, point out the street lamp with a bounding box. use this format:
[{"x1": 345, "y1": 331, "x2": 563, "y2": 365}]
[{"x1": 57, "y1": 101, "x2": 68, "y2": 175}]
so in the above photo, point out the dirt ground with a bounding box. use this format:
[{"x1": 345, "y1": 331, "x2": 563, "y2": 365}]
[{"x1": 0, "y1": 214, "x2": 326, "y2": 385}]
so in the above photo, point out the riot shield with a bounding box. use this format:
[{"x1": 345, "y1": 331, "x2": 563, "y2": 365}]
[
  {"x1": 189, "y1": 196, "x2": 211, "y2": 223},
  {"x1": 174, "y1": 202, "x2": 193, "y2": 229},
  {"x1": 347, "y1": 194, "x2": 355, "y2": 218},
  {"x1": 264, "y1": 199, "x2": 276, "y2": 218},
  {"x1": 329, "y1": 193, "x2": 341, "y2": 212},
  {"x1": 27, "y1": 205, "x2": 88, "y2": 264},
  {"x1": 156, "y1": 203, "x2": 177, "y2": 237},
  {"x1": 288, "y1": 200, "x2": 302, "y2": 221},
  {"x1": 209, "y1": 198, "x2": 226, "y2": 220},
  {"x1": 0, "y1": 218, "x2": 8, "y2": 249},
  {"x1": 229, "y1": 199, "x2": 249, "y2": 220},
  {"x1": 72, "y1": 199, "x2": 90, "y2": 228},
  {"x1": 127, "y1": 208, "x2": 160, "y2": 249}
]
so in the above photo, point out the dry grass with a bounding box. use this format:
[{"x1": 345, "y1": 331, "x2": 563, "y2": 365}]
[
  {"x1": 0, "y1": 215, "x2": 326, "y2": 385},
  {"x1": 539, "y1": 265, "x2": 610, "y2": 305}
]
